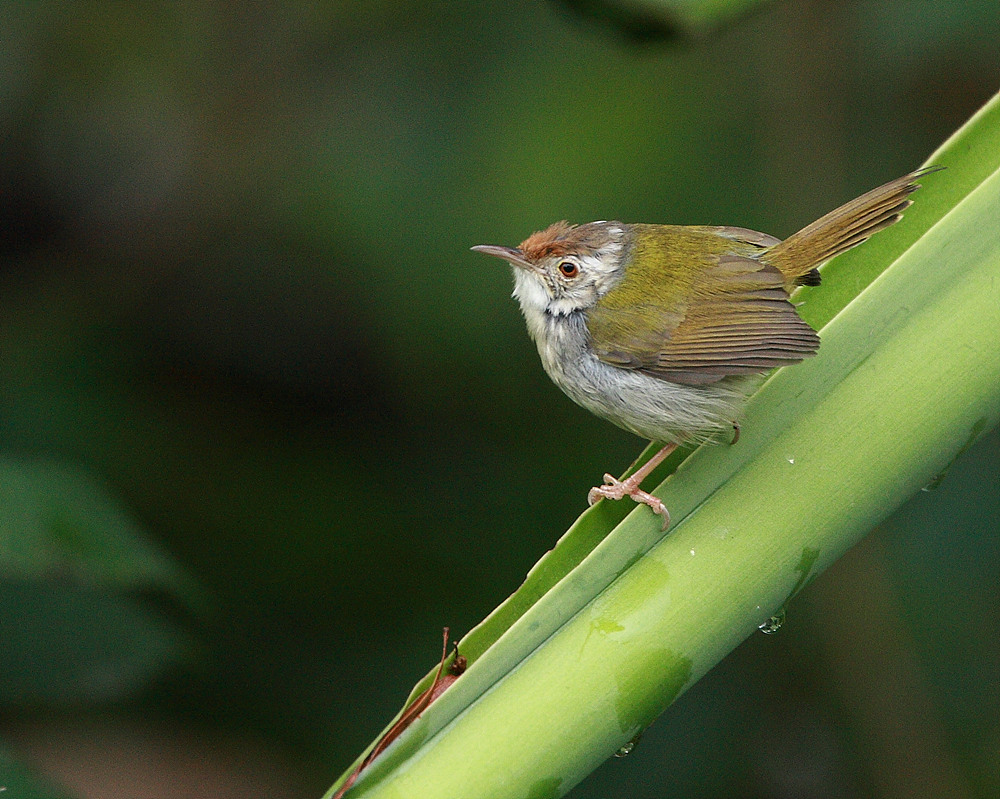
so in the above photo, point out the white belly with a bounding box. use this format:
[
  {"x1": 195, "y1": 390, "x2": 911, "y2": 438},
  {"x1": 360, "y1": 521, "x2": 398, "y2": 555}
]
[{"x1": 533, "y1": 312, "x2": 749, "y2": 444}]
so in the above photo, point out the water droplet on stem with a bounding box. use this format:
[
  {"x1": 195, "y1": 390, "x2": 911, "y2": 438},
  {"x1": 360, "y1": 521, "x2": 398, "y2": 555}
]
[
  {"x1": 615, "y1": 732, "x2": 643, "y2": 757},
  {"x1": 921, "y1": 473, "x2": 946, "y2": 492},
  {"x1": 758, "y1": 608, "x2": 786, "y2": 634}
]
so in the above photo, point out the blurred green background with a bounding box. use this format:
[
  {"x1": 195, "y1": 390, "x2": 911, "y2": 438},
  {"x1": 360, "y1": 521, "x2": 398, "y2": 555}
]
[{"x1": 1, "y1": 1, "x2": 998, "y2": 797}]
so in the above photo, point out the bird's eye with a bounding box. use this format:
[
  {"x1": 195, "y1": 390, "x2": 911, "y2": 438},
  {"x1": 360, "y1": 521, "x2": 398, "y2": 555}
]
[{"x1": 558, "y1": 261, "x2": 579, "y2": 278}]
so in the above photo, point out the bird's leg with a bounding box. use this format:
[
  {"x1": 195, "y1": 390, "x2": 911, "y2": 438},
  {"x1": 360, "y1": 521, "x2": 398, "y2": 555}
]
[{"x1": 587, "y1": 443, "x2": 678, "y2": 530}]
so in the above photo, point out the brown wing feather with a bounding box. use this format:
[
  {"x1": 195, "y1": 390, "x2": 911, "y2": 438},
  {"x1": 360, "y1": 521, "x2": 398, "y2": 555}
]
[{"x1": 588, "y1": 252, "x2": 819, "y2": 387}]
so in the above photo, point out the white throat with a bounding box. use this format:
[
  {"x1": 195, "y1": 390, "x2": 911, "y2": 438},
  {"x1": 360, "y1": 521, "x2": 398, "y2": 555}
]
[{"x1": 511, "y1": 268, "x2": 555, "y2": 346}]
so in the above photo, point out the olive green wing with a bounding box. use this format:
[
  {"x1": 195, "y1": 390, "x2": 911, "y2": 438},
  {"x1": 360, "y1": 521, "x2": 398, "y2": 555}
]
[{"x1": 586, "y1": 238, "x2": 819, "y2": 386}]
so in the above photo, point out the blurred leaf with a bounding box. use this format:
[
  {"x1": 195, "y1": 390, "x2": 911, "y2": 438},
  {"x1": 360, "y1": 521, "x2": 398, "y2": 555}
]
[
  {"x1": 0, "y1": 455, "x2": 204, "y2": 610},
  {"x1": 554, "y1": 0, "x2": 769, "y2": 39},
  {"x1": 0, "y1": 579, "x2": 192, "y2": 705},
  {"x1": 327, "y1": 91, "x2": 1000, "y2": 798},
  {"x1": 0, "y1": 456, "x2": 203, "y2": 705}
]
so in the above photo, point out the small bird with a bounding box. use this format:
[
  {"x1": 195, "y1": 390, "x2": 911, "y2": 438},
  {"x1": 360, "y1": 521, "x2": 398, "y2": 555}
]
[{"x1": 473, "y1": 168, "x2": 938, "y2": 528}]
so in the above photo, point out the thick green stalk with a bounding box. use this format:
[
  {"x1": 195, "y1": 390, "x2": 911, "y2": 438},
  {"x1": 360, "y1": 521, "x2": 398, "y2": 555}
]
[{"x1": 327, "y1": 93, "x2": 1000, "y2": 799}]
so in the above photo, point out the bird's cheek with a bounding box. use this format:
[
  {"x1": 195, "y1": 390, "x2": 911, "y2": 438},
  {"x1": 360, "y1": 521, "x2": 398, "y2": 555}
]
[{"x1": 511, "y1": 271, "x2": 552, "y2": 310}]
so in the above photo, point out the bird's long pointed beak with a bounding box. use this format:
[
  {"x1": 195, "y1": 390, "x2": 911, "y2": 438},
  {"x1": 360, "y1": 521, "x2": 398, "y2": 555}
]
[{"x1": 470, "y1": 244, "x2": 537, "y2": 271}]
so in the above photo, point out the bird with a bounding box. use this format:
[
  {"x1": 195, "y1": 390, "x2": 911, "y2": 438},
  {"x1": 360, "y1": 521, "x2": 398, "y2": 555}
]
[{"x1": 472, "y1": 167, "x2": 938, "y2": 529}]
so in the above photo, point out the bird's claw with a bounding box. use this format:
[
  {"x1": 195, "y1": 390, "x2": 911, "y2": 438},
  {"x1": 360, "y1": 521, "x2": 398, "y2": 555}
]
[{"x1": 587, "y1": 474, "x2": 671, "y2": 530}]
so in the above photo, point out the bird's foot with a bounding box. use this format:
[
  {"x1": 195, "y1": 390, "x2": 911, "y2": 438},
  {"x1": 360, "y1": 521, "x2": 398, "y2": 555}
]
[{"x1": 588, "y1": 473, "x2": 671, "y2": 530}]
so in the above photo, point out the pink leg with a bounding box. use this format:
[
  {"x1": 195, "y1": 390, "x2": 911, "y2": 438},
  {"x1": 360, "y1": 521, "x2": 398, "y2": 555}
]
[{"x1": 587, "y1": 443, "x2": 678, "y2": 530}]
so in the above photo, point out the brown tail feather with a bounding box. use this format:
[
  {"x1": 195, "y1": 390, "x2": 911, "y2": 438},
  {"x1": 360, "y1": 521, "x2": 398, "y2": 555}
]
[{"x1": 765, "y1": 166, "x2": 942, "y2": 286}]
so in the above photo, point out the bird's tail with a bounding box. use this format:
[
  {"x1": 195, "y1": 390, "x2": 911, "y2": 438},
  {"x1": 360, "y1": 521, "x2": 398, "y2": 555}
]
[{"x1": 766, "y1": 166, "x2": 942, "y2": 287}]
